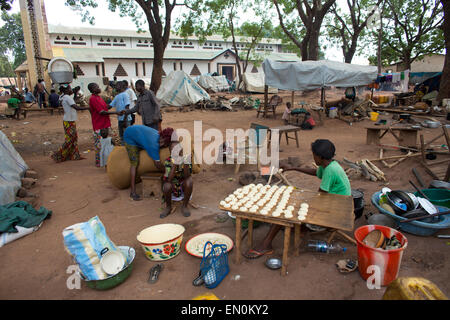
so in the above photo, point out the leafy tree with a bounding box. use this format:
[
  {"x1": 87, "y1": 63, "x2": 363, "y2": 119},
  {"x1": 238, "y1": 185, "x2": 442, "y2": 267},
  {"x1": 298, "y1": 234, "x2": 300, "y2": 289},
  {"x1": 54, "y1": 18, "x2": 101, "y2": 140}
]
[
  {"x1": 326, "y1": 0, "x2": 383, "y2": 63},
  {"x1": 0, "y1": 12, "x2": 26, "y2": 70},
  {"x1": 66, "y1": 0, "x2": 180, "y2": 93},
  {"x1": 272, "y1": 0, "x2": 336, "y2": 61},
  {"x1": 438, "y1": 0, "x2": 449, "y2": 102},
  {"x1": 0, "y1": 53, "x2": 15, "y2": 77},
  {"x1": 0, "y1": 0, "x2": 14, "y2": 11},
  {"x1": 178, "y1": 0, "x2": 273, "y2": 89},
  {"x1": 369, "y1": 0, "x2": 444, "y2": 69}
]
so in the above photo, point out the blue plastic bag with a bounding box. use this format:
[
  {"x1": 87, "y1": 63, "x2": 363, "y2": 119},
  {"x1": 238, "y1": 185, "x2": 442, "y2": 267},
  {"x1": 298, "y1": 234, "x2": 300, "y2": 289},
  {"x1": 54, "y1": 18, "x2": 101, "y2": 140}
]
[{"x1": 200, "y1": 241, "x2": 229, "y2": 289}]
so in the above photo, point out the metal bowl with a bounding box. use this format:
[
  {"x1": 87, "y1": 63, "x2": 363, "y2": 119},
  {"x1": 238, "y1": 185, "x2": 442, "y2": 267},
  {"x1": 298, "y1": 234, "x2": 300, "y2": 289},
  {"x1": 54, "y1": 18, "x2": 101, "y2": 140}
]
[
  {"x1": 265, "y1": 257, "x2": 282, "y2": 270},
  {"x1": 422, "y1": 120, "x2": 441, "y2": 128}
]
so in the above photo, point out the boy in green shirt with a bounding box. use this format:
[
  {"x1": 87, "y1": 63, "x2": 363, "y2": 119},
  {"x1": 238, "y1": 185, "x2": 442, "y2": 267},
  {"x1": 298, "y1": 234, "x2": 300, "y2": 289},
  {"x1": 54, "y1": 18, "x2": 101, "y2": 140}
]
[{"x1": 243, "y1": 139, "x2": 351, "y2": 259}]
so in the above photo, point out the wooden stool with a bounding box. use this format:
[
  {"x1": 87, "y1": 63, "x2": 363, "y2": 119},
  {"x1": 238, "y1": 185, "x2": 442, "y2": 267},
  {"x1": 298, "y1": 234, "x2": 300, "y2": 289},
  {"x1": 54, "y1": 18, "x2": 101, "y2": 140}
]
[{"x1": 141, "y1": 174, "x2": 162, "y2": 198}]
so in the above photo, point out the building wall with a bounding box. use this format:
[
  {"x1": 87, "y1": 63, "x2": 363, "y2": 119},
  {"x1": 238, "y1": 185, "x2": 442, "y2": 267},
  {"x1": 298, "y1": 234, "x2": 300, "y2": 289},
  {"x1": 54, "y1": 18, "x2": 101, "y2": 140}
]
[
  {"x1": 383, "y1": 54, "x2": 445, "y2": 73},
  {"x1": 410, "y1": 54, "x2": 445, "y2": 73}
]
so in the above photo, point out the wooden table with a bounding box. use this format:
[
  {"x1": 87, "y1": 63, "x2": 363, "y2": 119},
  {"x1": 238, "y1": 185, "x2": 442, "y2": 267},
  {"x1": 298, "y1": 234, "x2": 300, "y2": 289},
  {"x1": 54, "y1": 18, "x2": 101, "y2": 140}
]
[
  {"x1": 268, "y1": 125, "x2": 301, "y2": 148},
  {"x1": 365, "y1": 125, "x2": 420, "y2": 148},
  {"x1": 223, "y1": 191, "x2": 354, "y2": 276}
]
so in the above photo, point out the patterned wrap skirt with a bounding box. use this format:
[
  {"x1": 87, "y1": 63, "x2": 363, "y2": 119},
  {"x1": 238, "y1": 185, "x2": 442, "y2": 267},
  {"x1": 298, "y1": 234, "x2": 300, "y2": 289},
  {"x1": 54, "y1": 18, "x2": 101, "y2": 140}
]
[{"x1": 51, "y1": 121, "x2": 81, "y2": 162}]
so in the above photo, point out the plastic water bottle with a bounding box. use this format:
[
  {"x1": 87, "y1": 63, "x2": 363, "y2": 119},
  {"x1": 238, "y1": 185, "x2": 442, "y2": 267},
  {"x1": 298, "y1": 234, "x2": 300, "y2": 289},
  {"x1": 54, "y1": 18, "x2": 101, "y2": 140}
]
[{"x1": 307, "y1": 240, "x2": 347, "y2": 254}]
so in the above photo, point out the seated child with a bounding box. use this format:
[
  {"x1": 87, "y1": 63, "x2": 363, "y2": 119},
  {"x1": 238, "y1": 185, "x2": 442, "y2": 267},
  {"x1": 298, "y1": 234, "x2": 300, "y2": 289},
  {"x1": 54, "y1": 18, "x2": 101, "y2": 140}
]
[
  {"x1": 160, "y1": 135, "x2": 193, "y2": 219},
  {"x1": 282, "y1": 102, "x2": 292, "y2": 124},
  {"x1": 99, "y1": 128, "x2": 115, "y2": 167}
]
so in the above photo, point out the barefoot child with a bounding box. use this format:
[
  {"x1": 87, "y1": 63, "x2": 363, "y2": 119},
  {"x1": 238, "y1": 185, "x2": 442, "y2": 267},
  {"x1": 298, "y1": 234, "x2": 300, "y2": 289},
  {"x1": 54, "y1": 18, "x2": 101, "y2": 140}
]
[
  {"x1": 160, "y1": 135, "x2": 193, "y2": 219},
  {"x1": 282, "y1": 102, "x2": 292, "y2": 124},
  {"x1": 99, "y1": 128, "x2": 115, "y2": 168}
]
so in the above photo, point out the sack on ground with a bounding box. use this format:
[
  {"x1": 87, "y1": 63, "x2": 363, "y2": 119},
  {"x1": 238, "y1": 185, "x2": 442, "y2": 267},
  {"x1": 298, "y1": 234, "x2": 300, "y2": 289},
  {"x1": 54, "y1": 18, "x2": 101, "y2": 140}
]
[{"x1": 62, "y1": 216, "x2": 120, "y2": 280}]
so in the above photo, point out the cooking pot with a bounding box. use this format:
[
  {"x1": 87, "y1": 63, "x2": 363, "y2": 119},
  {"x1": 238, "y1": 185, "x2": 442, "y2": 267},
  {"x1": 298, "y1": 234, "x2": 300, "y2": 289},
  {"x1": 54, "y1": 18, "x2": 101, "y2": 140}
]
[
  {"x1": 352, "y1": 189, "x2": 365, "y2": 220},
  {"x1": 100, "y1": 247, "x2": 126, "y2": 276},
  {"x1": 365, "y1": 212, "x2": 398, "y2": 229}
]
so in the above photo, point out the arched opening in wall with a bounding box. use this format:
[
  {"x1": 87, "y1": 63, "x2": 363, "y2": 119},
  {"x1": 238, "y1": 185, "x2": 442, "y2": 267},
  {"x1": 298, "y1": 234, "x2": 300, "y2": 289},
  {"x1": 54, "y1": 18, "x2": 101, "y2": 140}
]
[
  {"x1": 114, "y1": 63, "x2": 128, "y2": 77},
  {"x1": 251, "y1": 65, "x2": 258, "y2": 73},
  {"x1": 190, "y1": 64, "x2": 201, "y2": 76}
]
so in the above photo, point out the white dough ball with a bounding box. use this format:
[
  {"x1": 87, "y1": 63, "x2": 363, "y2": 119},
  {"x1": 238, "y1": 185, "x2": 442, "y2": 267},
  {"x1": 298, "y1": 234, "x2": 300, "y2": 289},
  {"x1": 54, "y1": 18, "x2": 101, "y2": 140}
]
[
  {"x1": 272, "y1": 211, "x2": 281, "y2": 217},
  {"x1": 232, "y1": 205, "x2": 239, "y2": 210},
  {"x1": 260, "y1": 209, "x2": 268, "y2": 215},
  {"x1": 224, "y1": 203, "x2": 231, "y2": 209},
  {"x1": 298, "y1": 216, "x2": 306, "y2": 221}
]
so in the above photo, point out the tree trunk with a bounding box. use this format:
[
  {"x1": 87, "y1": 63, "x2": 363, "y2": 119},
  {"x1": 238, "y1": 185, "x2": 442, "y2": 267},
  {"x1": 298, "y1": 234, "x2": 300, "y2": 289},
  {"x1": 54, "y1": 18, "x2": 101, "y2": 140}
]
[
  {"x1": 344, "y1": 38, "x2": 358, "y2": 64},
  {"x1": 307, "y1": 27, "x2": 321, "y2": 61},
  {"x1": 438, "y1": 0, "x2": 450, "y2": 102},
  {"x1": 151, "y1": 43, "x2": 164, "y2": 93}
]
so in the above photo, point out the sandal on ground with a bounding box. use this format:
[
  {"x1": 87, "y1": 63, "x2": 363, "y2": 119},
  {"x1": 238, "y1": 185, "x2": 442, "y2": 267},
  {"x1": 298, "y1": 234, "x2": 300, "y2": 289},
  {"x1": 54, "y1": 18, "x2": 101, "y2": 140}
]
[
  {"x1": 181, "y1": 206, "x2": 191, "y2": 217},
  {"x1": 160, "y1": 207, "x2": 173, "y2": 218},
  {"x1": 242, "y1": 248, "x2": 274, "y2": 260},
  {"x1": 130, "y1": 192, "x2": 142, "y2": 201},
  {"x1": 192, "y1": 271, "x2": 204, "y2": 287},
  {"x1": 148, "y1": 263, "x2": 164, "y2": 284}
]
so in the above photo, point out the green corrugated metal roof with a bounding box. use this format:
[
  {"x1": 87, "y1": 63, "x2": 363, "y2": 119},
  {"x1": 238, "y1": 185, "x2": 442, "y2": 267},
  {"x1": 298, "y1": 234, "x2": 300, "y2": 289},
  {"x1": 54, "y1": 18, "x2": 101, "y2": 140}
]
[{"x1": 55, "y1": 47, "x2": 301, "y2": 63}]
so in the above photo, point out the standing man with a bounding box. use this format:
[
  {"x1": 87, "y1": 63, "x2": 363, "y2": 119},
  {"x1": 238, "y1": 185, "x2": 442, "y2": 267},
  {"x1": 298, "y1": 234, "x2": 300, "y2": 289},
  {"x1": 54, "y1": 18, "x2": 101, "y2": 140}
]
[
  {"x1": 109, "y1": 81, "x2": 132, "y2": 143},
  {"x1": 123, "y1": 80, "x2": 137, "y2": 125},
  {"x1": 87, "y1": 82, "x2": 122, "y2": 167},
  {"x1": 35, "y1": 79, "x2": 48, "y2": 108},
  {"x1": 124, "y1": 79, "x2": 161, "y2": 131}
]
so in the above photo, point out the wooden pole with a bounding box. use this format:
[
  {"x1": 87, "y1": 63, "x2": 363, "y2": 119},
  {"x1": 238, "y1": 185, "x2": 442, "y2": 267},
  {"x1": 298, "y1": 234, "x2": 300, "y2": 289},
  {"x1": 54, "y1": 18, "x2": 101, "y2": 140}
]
[{"x1": 291, "y1": 91, "x2": 295, "y2": 106}]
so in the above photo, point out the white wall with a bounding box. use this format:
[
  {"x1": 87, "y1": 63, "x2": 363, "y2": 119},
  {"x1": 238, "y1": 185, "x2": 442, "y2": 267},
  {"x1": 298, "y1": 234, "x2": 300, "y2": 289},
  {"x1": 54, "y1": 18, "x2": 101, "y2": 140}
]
[{"x1": 411, "y1": 54, "x2": 445, "y2": 73}]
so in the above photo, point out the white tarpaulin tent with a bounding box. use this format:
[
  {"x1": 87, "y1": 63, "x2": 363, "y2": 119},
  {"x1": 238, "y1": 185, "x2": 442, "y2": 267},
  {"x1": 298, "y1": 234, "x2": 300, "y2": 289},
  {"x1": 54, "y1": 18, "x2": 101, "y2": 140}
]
[
  {"x1": 239, "y1": 72, "x2": 278, "y2": 93},
  {"x1": 0, "y1": 130, "x2": 28, "y2": 206},
  {"x1": 198, "y1": 75, "x2": 230, "y2": 92},
  {"x1": 157, "y1": 71, "x2": 210, "y2": 107},
  {"x1": 262, "y1": 59, "x2": 378, "y2": 90}
]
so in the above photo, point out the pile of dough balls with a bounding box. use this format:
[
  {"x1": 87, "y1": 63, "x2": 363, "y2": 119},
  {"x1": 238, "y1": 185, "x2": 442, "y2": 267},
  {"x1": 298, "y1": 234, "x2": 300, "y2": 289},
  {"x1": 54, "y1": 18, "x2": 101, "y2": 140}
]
[
  {"x1": 220, "y1": 183, "x2": 267, "y2": 213},
  {"x1": 297, "y1": 202, "x2": 309, "y2": 221},
  {"x1": 220, "y1": 184, "x2": 296, "y2": 217}
]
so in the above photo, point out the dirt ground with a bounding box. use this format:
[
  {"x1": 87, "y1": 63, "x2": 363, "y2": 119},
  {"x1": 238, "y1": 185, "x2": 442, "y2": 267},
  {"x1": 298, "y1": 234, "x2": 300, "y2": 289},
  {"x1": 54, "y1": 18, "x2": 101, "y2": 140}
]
[{"x1": 0, "y1": 89, "x2": 449, "y2": 300}]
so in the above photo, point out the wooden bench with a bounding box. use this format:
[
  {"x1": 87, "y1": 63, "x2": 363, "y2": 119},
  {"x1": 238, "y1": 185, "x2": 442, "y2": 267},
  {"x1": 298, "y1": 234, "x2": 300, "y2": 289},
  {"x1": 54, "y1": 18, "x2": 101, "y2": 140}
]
[
  {"x1": 365, "y1": 125, "x2": 420, "y2": 148},
  {"x1": 21, "y1": 107, "x2": 63, "y2": 119}
]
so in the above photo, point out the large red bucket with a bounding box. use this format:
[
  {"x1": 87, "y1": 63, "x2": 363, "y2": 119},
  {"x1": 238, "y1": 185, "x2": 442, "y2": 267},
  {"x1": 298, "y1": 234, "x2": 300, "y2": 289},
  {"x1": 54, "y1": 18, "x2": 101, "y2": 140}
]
[{"x1": 354, "y1": 225, "x2": 408, "y2": 287}]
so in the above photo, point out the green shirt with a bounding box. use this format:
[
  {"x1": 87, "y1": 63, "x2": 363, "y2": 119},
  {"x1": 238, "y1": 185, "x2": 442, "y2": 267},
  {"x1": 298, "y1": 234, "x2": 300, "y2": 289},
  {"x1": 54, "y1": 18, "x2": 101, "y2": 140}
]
[
  {"x1": 7, "y1": 98, "x2": 20, "y2": 109},
  {"x1": 316, "y1": 160, "x2": 351, "y2": 196}
]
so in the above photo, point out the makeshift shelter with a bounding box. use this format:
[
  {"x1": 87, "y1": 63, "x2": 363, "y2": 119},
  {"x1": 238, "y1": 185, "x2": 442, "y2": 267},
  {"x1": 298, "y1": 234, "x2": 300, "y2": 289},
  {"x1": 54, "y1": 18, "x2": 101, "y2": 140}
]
[
  {"x1": 239, "y1": 72, "x2": 278, "y2": 94},
  {"x1": 156, "y1": 71, "x2": 210, "y2": 107},
  {"x1": 263, "y1": 59, "x2": 378, "y2": 91},
  {"x1": 198, "y1": 74, "x2": 230, "y2": 92},
  {"x1": 262, "y1": 59, "x2": 378, "y2": 107},
  {"x1": 0, "y1": 131, "x2": 28, "y2": 206}
]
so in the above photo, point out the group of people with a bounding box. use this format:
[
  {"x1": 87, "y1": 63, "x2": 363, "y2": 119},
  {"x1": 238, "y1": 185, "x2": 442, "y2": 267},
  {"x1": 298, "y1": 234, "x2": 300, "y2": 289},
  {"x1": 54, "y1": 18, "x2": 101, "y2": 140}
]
[{"x1": 51, "y1": 79, "x2": 193, "y2": 218}]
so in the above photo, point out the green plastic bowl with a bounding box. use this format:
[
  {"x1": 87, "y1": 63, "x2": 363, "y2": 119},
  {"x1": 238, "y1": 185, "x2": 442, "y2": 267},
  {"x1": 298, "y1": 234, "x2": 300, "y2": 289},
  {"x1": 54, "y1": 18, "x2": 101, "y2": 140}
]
[{"x1": 414, "y1": 189, "x2": 450, "y2": 208}]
